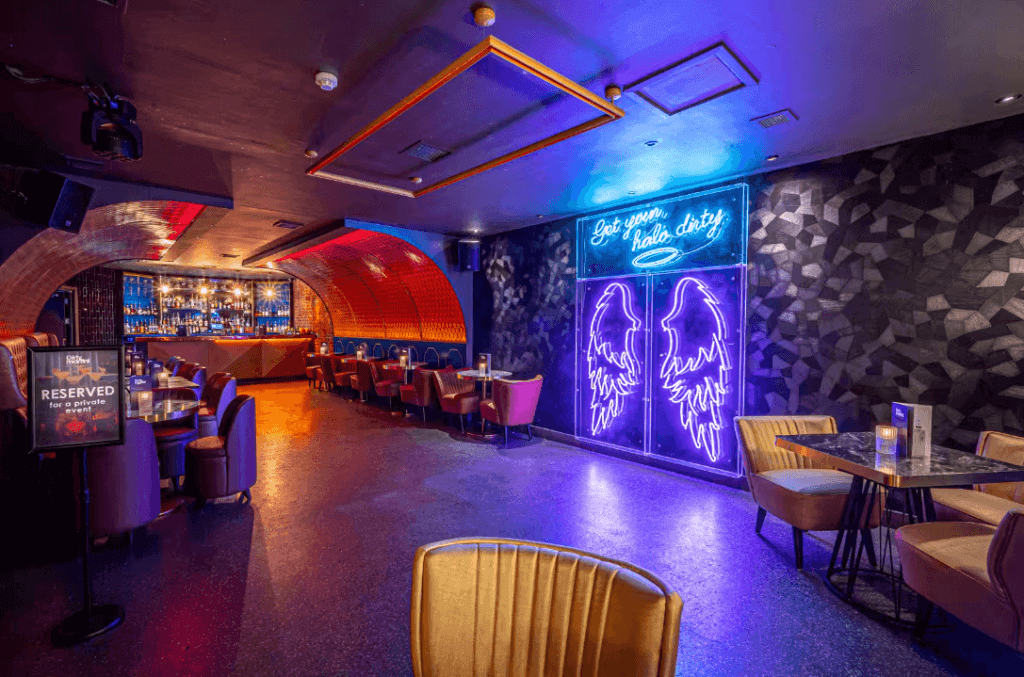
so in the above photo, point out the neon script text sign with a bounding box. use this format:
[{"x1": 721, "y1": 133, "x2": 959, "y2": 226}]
[
  {"x1": 589, "y1": 206, "x2": 728, "y2": 269},
  {"x1": 578, "y1": 183, "x2": 747, "y2": 278}
]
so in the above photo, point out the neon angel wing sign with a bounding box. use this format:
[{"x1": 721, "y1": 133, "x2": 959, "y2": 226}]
[
  {"x1": 586, "y1": 282, "x2": 643, "y2": 436},
  {"x1": 659, "y1": 277, "x2": 730, "y2": 462}
]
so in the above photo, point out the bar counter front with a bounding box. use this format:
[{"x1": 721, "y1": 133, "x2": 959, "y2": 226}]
[{"x1": 138, "y1": 336, "x2": 312, "y2": 380}]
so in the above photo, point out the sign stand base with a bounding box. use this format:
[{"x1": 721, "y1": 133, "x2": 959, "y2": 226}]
[
  {"x1": 51, "y1": 447, "x2": 124, "y2": 646},
  {"x1": 51, "y1": 604, "x2": 124, "y2": 647}
]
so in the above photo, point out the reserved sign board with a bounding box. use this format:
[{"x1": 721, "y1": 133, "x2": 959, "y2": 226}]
[
  {"x1": 28, "y1": 346, "x2": 125, "y2": 451},
  {"x1": 577, "y1": 183, "x2": 748, "y2": 279}
]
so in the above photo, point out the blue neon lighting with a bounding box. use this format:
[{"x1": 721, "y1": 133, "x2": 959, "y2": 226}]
[
  {"x1": 578, "y1": 184, "x2": 748, "y2": 278},
  {"x1": 659, "y1": 277, "x2": 730, "y2": 462},
  {"x1": 586, "y1": 282, "x2": 642, "y2": 435}
]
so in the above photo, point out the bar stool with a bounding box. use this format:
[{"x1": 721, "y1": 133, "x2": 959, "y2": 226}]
[{"x1": 185, "y1": 395, "x2": 257, "y2": 508}]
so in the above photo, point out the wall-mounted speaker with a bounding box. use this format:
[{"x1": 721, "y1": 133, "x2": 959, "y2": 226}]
[
  {"x1": 458, "y1": 238, "x2": 481, "y2": 272},
  {"x1": 19, "y1": 171, "x2": 95, "y2": 234}
]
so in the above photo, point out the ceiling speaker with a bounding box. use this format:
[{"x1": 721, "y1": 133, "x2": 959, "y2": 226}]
[
  {"x1": 458, "y1": 239, "x2": 480, "y2": 272},
  {"x1": 17, "y1": 171, "x2": 95, "y2": 234}
]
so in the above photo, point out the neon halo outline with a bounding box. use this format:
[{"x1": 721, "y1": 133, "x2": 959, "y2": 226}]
[
  {"x1": 586, "y1": 281, "x2": 643, "y2": 436},
  {"x1": 659, "y1": 276, "x2": 730, "y2": 462},
  {"x1": 631, "y1": 247, "x2": 683, "y2": 269}
]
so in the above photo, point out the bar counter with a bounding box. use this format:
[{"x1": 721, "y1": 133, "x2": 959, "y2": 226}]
[{"x1": 139, "y1": 336, "x2": 313, "y2": 380}]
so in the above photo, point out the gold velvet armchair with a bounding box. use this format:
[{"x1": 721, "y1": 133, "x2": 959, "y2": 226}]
[
  {"x1": 932, "y1": 430, "x2": 1024, "y2": 526},
  {"x1": 897, "y1": 509, "x2": 1024, "y2": 650},
  {"x1": 411, "y1": 537, "x2": 683, "y2": 677},
  {"x1": 735, "y1": 415, "x2": 880, "y2": 569}
]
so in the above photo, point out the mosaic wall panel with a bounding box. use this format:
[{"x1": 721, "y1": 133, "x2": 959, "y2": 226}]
[
  {"x1": 65, "y1": 266, "x2": 121, "y2": 346},
  {"x1": 475, "y1": 217, "x2": 576, "y2": 434},
  {"x1": 293, "y1": 279, "x2": 333, "y2": 340},
  {"x1": 746, "y1": 115, "x2": 1024, "y2": 449}
]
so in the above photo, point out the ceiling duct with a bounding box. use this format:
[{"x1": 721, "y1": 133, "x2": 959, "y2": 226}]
[
  {"x1": 752, "y1": 109, "x2": 799, "y2": 128},
  {"x1": 402, "y1": 141, "x2": 450, "y2": 163}
]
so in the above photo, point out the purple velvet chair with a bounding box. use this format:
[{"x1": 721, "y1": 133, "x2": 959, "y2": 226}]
[
  {"x1": 185, "y1": 395, "x2": 257, "y2": 508},
  {"x1": 80, "y1": 418, "x2": 161, "y2": 539},
  {"x1": 480, "y1": 376, "x2": 544, "y2": 445}
]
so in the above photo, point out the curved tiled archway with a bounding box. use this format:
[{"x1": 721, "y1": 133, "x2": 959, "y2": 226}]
[
  {"x1": 0, "y1": 201, "x2": 206, "y2": 338},
  {"x1": 275, "y1": 230, "x2": 466, "y2": 343}
]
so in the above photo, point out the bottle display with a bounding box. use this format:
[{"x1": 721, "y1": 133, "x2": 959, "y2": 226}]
[
  {"x1": 254, "y1": 282, "x2": 293, "y2": 334},
  {"x1": 121, "y1": 274, "x2": 291, "y2": 337}
]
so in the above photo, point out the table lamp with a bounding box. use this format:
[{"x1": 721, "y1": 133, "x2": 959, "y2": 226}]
[{"x1": 399, "y1": 349, "x2": 408, "y2": 368}]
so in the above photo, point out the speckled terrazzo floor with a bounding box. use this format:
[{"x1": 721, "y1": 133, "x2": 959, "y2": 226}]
[{"x1": 2, "y1": 381, "x2": 1023, "y2": 677}]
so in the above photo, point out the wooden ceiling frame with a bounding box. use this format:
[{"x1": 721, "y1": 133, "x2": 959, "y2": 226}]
[{"x1": 306, "y1": 36, "x2": 625, "y2": 198}]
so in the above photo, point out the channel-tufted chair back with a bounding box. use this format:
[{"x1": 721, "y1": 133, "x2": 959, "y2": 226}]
[{"x1": 410, "y1": 537, "x2": 683, "y2": 677}]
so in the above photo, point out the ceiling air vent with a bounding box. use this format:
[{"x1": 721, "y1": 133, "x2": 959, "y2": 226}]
[
  {"x1": 402, "y1": 141, "x2": 450, "y2": 163},
  {"x1": 752, "y1": 109, "x2": 798, "y2": 128},
  {"x1": 273, "y1": 220, "x2": 303, "y2": 230}
]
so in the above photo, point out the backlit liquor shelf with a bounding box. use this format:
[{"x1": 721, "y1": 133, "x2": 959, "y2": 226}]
[{"x1": 123, "y1": 273, "x2": 294, "y2": 336}]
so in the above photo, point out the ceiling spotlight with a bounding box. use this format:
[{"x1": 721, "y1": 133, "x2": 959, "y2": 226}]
[
  {"x1": 410, "y1": 176, "x2": 423, "y2": 184},
  {"x1": 81, "y1": 84, "x2": 143, "y2": 162},
  {"x1": 605, "y1": 84, "x2": 622, "y2": 102},
  {"x1": 233, "y1": 288, "x2": 242, "y2": 296},
  {"x1": 472, "y1": 3, "x2": 496, "y2": 27},
  {"x1": 644, "y1": 140, "x2": 659, "y2": 147},
  {"x1": 766, "y1": 154, "x2": 780, "y2": 162},
  {"x1": 536, "y1": 214, "x2": 544, "y2": 218},
  {"x1": 628, "y1": 190, "x2": 636, "y2": 195},
  {"x1": 995, "y1": 93, "x2": 1021, "y2": 105},
  {"x1": 160, "y1": 285, "x2": 170, "y2": 294},
  {"x1": 304, "y1": 148, "x2": 319, "y2": 159},
  {"x1": 264, "y1": 288, "x2": 275, "y2": 299},
  {"x1": 315, "y1": 69, "x2": 338, "y2": 92},
  {"x1": 200, "y1": 286, "x2": 209, "y2": 294}
]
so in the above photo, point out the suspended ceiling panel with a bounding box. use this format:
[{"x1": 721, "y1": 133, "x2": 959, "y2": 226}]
[{"x1": 307, "y1": 36, "x2": 624, "y2": 198}]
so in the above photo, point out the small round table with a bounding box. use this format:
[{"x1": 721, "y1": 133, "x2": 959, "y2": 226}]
[
  {"x1": 126, "y1": 398, "x2": 199, "y2": 423},
  {"x1": 457, "y1": 369, "x2": 512, "y2": 438},
  {"x1": 400, "y1": 362, "x2": 427, "y2": 384}
]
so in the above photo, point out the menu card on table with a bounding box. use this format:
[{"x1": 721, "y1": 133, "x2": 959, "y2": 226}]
[{"x1": 892, "y1": 402, "x2": 932, "y2": 457}]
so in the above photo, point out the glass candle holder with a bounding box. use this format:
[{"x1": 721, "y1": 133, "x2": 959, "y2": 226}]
[{"x1": 875, "y1": 424, "x2": 898, "y2": 454}]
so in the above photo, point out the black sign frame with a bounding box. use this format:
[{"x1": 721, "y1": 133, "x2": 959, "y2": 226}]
[{"x1": 27, "y1": 345, "x2": 126, "y2": 452}]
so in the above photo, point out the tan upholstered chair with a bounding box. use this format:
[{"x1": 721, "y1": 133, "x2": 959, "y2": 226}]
[
  {"x1": 410, "y1": 537, "x2": 683, "y2": 677},
  {"x1": 896, "y1": 509, "x2": 1024, "y2": 650},
  {"x1": 932, "y1": 431, "x2": 1024, "y2": 526},
  {"x1": 735, "y1": 415, "x2": 879, "y2": 569}
]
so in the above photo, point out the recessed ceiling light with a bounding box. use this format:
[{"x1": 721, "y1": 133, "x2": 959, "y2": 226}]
[
  {"x1": 536, "y1": 214, "x2": 544, "y2": 218},
  {"x1": 995, "y1": 94, "x2": 1021, "y2": 105},
  {"x1": 628, "y1": 191, "x2": 636, "y2": 195},
  {"x1": 766, "y1": 154, "x2": 780, "y2": 162},
  {"x1": 644, "y1": 140, "x2": 659, "y2": 147}
]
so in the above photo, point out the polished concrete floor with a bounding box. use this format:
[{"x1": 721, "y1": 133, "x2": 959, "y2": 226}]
[{"x1": 2, "y1": 381, "x2": 1023, "y2": 676}]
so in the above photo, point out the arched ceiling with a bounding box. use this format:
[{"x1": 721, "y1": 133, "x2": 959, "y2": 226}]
[
  {"x1": 0, "y1": 201, "x2": 205, "y2": 337},
  {"x1": 275, "y1": 230, "x2": 465, "y2": 342}
]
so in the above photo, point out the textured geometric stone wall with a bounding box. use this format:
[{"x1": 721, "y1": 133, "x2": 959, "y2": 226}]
[
  {"x1": 746, "y1": 116, "x2": 1024, "y2": 449},
  {"x1": 475, "y1": 114, "x2": 1024, "y2": 450},
  {"x1": 475, "y1": 217, "x2": 576, "y2": 434}
]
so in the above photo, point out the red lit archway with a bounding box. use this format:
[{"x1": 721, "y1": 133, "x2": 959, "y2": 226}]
[
  {"x1": 0, "y1": 201, "x2": 205, "y2": 338},
  {"x1": 275, "y1": 230, "x2": 466, "y2": 342}
]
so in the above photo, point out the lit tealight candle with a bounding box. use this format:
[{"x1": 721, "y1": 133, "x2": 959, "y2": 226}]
[{"x1": 876, "y1": 424, "x2": 898, "y2": 454}]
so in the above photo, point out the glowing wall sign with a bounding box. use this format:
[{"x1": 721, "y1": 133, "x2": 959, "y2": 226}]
[
  {"x1": 587, "y1": 282, "x2": 643, "y2": 435},
  {"x1": 576, "y1": 276, "x2": 647, "y2": 452},
  {"x1": 659, "y1": 277, "x2": 730, "y2": 463},
  {"x1": 578, "y1": 184, "x2": 747, "y2": 279},
  {"x1": 650, "y1": 267, "x2": 744, "y2": 474}
]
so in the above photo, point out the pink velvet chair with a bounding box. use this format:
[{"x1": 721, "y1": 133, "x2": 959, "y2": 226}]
[{"x1": 480, "y1": 376, "x2": 543, "y2": 445}]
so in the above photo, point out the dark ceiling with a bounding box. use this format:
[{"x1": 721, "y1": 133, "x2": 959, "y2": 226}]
[{"x1": 3, "y1": 0, "x2": 1024, "y2": 271}]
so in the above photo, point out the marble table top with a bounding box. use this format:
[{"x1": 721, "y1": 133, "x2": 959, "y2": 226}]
[
  {"x1": 457, "y1": 369, "x2": 513, "y2": 381},
  {"x1": 776, "y1": 432, "x2": 1024, "y2": 488}
]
